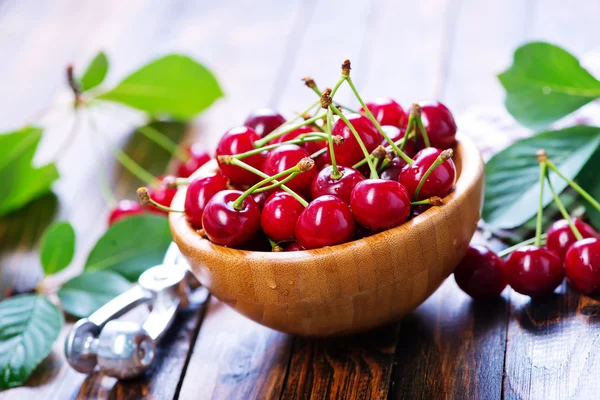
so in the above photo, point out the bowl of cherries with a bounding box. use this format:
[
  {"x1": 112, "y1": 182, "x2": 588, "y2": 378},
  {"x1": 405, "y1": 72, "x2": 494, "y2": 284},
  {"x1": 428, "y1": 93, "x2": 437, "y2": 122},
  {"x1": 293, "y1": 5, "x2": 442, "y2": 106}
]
[{"x1": 162, "y1": 61, "x2": 484, "y2": 336}]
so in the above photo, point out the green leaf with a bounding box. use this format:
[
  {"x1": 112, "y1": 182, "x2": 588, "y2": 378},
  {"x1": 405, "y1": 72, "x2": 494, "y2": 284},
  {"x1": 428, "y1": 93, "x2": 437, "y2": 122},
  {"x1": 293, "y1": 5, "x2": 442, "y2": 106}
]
[
  {"x1": 499, "y1": 42, "x2": 600, "y2": 129},
  {"x1": 79, "y1": 51, "x2": 108, "y2": 91},
  {"x1": 483, "y1": 126, "x2": 600, "y2": 229},
  {"x1": 39, "y1": 221, "x2": 76, "y2": 276},
  {"x1": 97, "y1": 54, "x2": 223, "y2": 120},
  {"x1": 84, "y1": 214, "x2": 172, "y2": 281},
  {"x1": 58, "y1": 271, "x2": 131, "y2": 318},
  {"x1": 0, "y1": 295, "x2": 63, "y2": 389},
  {"x1": 0, "y1": 127, "x2": 59, "y2": 217},
  {"x1": 578, "y1": 149, "x2": 600, "y2": 229}
]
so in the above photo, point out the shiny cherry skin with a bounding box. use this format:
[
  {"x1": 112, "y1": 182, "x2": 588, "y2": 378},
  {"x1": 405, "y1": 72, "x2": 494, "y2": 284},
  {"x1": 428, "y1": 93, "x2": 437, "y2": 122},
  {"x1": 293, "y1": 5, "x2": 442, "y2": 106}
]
[
  {"x1": 311, "y1": 165, "x2": 365, "y2": 203},
  {"x1": 381, "y1": 125, "x2": 416, "y2": 158},
  {"x1": 251, "y1": 191, "x2": 270, "y2": 210},
  {"x1": 546, "y1": 218, "x2": 598, "y2": 260},
  {"x1": 184, "y1": 172, "x2": 228, "y2": 228},
  {"x1": 419, "y1": 101, "x2": 457, "y2": 149},
  {"x1": 261, "y1": 192, "x2": 305, "y2": 242},
  {"x1": 216, "y1": 127, "x2": 265, "y2": 186},
  {"x1": 380, "y1": 157, "x2": 404, "y2": 181},
  {"x1": 262, "y1": 144, "x2": 316, "y2": 194},
  {"x1": 201, "y1": 190, "x2": 261, "y2": 247},
  {"x1": 284, "y1": 242, "x2": 304, "y2": 251},
  {"x1": 148, "y1": 176, "x2": 178, "y2": 215},
  {"x1": 273, "y1": 125, "x2": 326, "y2": 156},
  {"x1": 350, "y1": 179, "x2": 411, "y2": 232},
  {"x1": 243, "y1": 108, "x2": 286, "y2": 137},
  {"x1": 399, "y1": 147, "x2": 456, "y2": 200},
  {"x1": 109, "y1": 200, "x2": 145, "y2": 225},
  {"x1": 295, "y1": 195, "x2": 355, "y2": 249},
  {"x1": 504, "y1": 246, "x2": 563, "y2": 297},
  {"x1": 175, "y1": 143, "x2": 211, "y2": 178},
  {"x1": 361, "y1": 98, "x2": 408, "y2": 128},
  {"x1": 564, "y1": 238, "x2": 600, "y2": 294},
  {"x1": 454, "y1": 245, "x2": 507, "y2": 299},
  {"x1": 324, "y1": 113, "x2": 381, "y2": 167}
]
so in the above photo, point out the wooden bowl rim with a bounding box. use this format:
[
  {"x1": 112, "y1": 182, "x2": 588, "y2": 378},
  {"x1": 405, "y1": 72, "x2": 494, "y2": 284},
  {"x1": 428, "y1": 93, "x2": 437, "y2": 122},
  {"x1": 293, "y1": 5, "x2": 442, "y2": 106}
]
[{"x1": 169, "y1": 132, "x2": 483, "y2": 261}]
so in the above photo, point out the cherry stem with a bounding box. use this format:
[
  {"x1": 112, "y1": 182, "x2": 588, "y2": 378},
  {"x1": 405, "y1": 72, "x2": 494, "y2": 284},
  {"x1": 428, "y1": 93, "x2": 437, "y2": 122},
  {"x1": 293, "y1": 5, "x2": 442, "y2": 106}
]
[
  {"x1": 411, "y1": 197, "x2": 443, "y2": 206},
  {"x1": 546, "y1": 174, "x2": 583, "y2": 240},
  {"x1": 268, "y1": 238, "x2": 284, "y2": 252},
  {"x1": 325, "y1": 105, "x2": 342, "y2": 179},
  {"x1": 344, "y1": 75, "x2": 413, "y2": 165},
  {"x1": 535, "y1": 159, "x2": 547, "y2": 247},
  {"x1": 353, "y1": 131, "x2": 415, "y2": 169},
  {"x1": 254, "y1": 112, "x2": 326, "y2": 148},
  {"x1": 233, "y1": 159, "x2": 312, "y2": 209},
  {"x1": 227, "y1": 158, "x2": 309, "y2": 207},
  {"x1": 253, "y1": 172, "x2": 299, "y2": 193},
  {"x1": 546, "y1": 160, "x2": 600, "y2": 213},
  {"x1": 137, "y1": 187, "x2": 183, "y2": 213},
  {"x1": 330, "y1": 105, "x2": 378, "y2": 179},
  {"x1": 307, "y1": 76, "x2": 358, "y2": 113},
  {"x1": 231, "y1": 133, "x2": 328, "y2": 160},
  {"x1": 113, "y1": 145, "x2": 158, "y2": 185},
  {"x1": 497, "y1": 234, "x2": 548, "y2": 258},
  {"x1": 310, "y1": 147, "x2": 328, "y2": 159},
  {"x1": 137, "y1": 125, "x2": 188, "y2": 162},
  {"x1": 411, "y1": 104, "x2": 431, "y2": 148},
  {"x1": 402, "y1": 115, "x2": 415, "y2": 151},
  {"x1": 413, "y1": 149, "x2": 453, "y2": 201}
]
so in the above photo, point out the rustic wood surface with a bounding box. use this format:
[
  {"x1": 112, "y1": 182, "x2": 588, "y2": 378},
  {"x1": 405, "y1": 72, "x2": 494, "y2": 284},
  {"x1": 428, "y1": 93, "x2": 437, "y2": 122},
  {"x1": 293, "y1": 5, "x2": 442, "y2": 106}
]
[{"x1": 1, "y1": 0, "x2": 599, "y2": 399}]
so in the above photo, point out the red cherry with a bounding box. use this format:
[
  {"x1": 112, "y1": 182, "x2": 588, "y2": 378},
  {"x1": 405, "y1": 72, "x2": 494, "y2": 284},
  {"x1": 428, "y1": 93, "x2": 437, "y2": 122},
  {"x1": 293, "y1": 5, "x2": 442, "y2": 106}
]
[
  {"x1": 324, "y1": 113, "x2": 381, "y2": 167},
  {"x1": 546, "y1": 218, "x2": 598, "y2": 260},
  {"x1": 380, "y1": 157, "x2": 404, "y2": 181},
  {"x1": 272, "y1": 125, "x2": 328, "y2": 156},
  {"x1": 201, "y1": 190, "x2": 261, "y2": 247},
  {"x1": 564, "y1": 238, "x2": 600, "y2": 294},
  {"x1": 504, "y1": 246, "x2": 563, "y2": 297},
  {"x1": 108, "y1": 200, "x2": 145, "y2": 225},
  {"x1": 244, "y1": 108, "x2": 286, "y2": 137},
  {"x1": 175, "y1": 143, "x2": 211, "y2": 178},
  {"x1": 284, "y1": 242, "x2": 304, "y2": 251},
  {"x1": 296, "y1": 195, "x2": 355, "y2": 249},
  {"x1": 411, "y1": 204, "x2": 431, "y2": 218},
  {"x1": 148, "y1": 176, "x2": 178, "y2": 215},
  {"x1": 216, "y1": 127, "x2": 265, "y2": 186},
  {"x1": 454, "y1": 245, "x2": 507, "y2": 299},
  {"x1": 251, "y1": 191, "x2": 270, "y2": 210},
  {"x1": 361, "y1": 98, "x2": 408, "y2": 128},
  {"x1": 261, "y1": 192, "x2": 304, "y2": 242},
  {"x1": 311, "y1": 165, "x2": 365, "y2": 203},
  {"x1": 262, "y1": 144, "x2": 316, "y2": 194},
  {"x1": 419, "y1": 101, "x2": 457, "y2": 149},
  {"x1": 349, "y1": 179, "x2": 411, "y2": 232},
  {"x1": 184, "y1": 172, "x2": 228, "y2": 228},
  {"x1": 381, "y1": 125, "x2": 416, "y2": 158},
  {"x1": 399, "y1": 147, "x2": 456, "y2": 200}
]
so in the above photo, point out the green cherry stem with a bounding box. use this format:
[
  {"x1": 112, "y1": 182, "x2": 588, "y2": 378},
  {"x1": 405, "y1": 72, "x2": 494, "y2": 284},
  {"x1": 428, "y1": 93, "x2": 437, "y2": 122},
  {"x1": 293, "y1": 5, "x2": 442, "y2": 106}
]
[
  {"x1": 304, "y1": 75, "x2": 358, "y2": 113},
  {"x1": 413, "y1": 149, "x2": 453, "y2": 201},
  {"x1": 535, "y1": 152, "x2": 548, "y2": 247},
  {"x1": 233, "y1": 133, "x2": 328, "y2": 160},
  {"x1": 137, "y1": 187, "x2": 182, "y2": 213},
  {"x1": 225, "y1": 157, "x2": 308, "y2": 207},
  {"x1": 325, "y1": 104, "x2": 342, "y2": 179},
  {"x1": 254, "y1": 172, "x2": 299, "y2": 193},
  {"x1": 546, "y1": 174, "x2": 583, "y2": 240},
  {"x1": 233, "y1": 158, "x2": 313, "y2": 210},
  {"x1": 412, "y1": 104, "x2": 431, "y2": 148},
  {"x1": 137, "y1": 124, "x2": 188, "y2": 162},
  {"x1": 330, "y1": 104, "x2": 378, "y2": 178},
  {"x1": 497, "y1": 234, "x2": 548, "y2": 258},
  {"x1": 546, "y1": 160, "x2": 600, "y2": 213},
  {"x1": 254, "y1": 112, "x2": 326, "y2": 148},
  {"x1": 411, "y1": 196, "x2": 444, "y2": 206}
]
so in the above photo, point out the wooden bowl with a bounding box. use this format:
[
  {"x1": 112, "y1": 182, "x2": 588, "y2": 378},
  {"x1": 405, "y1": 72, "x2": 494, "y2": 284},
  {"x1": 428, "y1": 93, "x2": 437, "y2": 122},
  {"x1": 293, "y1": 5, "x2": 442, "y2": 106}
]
[{"x1": 170, "y1": 133, "x2": 484, "y2": 336}]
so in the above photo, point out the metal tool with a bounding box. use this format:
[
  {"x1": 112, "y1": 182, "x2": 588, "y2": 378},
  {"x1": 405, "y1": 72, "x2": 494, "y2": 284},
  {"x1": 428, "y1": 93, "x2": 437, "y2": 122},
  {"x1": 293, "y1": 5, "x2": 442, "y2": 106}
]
[{"x1": 64, "y1": 243, "x2": 204, "y2": 379}]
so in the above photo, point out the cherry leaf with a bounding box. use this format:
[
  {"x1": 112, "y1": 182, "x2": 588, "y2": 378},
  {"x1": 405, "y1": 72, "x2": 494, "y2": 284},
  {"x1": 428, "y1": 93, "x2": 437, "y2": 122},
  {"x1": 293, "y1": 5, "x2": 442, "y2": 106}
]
[
  {"x1": 483, "y1": 126, "x2": 600, "y2": 229},
  {"x1": 84, "y1": 214, "x2": 172, "y2": 281},
  {"x1": 96, "y1": 54, "x2": 223, "y2": 120},
  {"x1": 0, "y1": 127, "x2": 59, "y2": 217},
  {"x1": 39, "y1": 221, "x2": 76, "y2": 276},
  {"x1": 79, "y1": 51, "x2": 109, "y2": 92},
  {"x1": 0, "y1": 295, "x2": 63, "y2": 389}
]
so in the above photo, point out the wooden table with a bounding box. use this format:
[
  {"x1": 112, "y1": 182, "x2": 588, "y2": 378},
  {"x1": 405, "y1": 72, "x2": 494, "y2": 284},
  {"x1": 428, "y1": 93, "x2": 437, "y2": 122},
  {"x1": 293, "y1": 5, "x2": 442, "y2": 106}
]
[{"x1": 1, "y1": 1, "x2": 600, "y2": 399}]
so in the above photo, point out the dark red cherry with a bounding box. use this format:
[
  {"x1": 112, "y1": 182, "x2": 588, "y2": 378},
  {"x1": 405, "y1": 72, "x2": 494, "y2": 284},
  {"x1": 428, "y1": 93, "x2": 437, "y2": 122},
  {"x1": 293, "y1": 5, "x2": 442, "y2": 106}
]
[
  {"x1": 564, "y1": 238, "x2": 600, "y2": 294},
  {"x1": 261, "y1": 192, "x2": 305, "y2": 242},
  {"x1": 381, "y1": 125, "x2": 416, "y2": 158},
  {"x1": 380, "y1": 157, "x2": 404, "y2": 181},
  {"x1": 216, "y1": 127, "x2": 265, "y2": 186},
  {"x1": 263, "y1": 144, "x2": 316, "y2": 194},
  {"x1": 175, "y1": 143, "x2": 211, "y2": 178},
  {"x1": 109, "y1": 200, "x2": 145, "y2": 225},
  {"x1": 419, "y1": 101, "x2": 457, "y2": 149},
  {"x1": 201, "y1": 190, "x2": 261, "y2": 247},
  {"x1": 504, "y1": 246, "x2": 563, "y2": 297},
  {"x1": 244, "y1": 108, "x2": 286, "y2": 137},
  {"x1": 349, "y1": 179, "x2": 411, "y2": 232},
  {"x1": 311, "y1": 165, "x2": 365, "y2": 203},
  {"x1": 148, "y1": 176, "x2": 178, "y2": 215},
  {"x1": 399, "y1": 147, "x2": 456, "y2": 200},
  {"x1": 454, "y1": 245, "x2": 507, "y2": 299},
  {"x1": 411, "y1": 204, "x2": 431, "y2": 218},
  {"x1": 361, "y1": 98, "x2": 408, "y2": 128},
  {"x1": 184, "y1": 172, "x2": 228, "y2": 228},
  {"x1": 251, "y1": 191, "x2": 270, "y2": 210},
  {"x1": 546, "y1": 218, "x2": 598, "y2": 260},
  {"x1": 284, "y1": 242, "x2": 304, "y2": 251},
  {"x1": 324, "y1": 113, "x2": 381, "y2": 167},
  {"x1": 296, "y1": 195, "x2": 355, "y2": 249}
]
